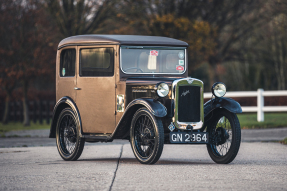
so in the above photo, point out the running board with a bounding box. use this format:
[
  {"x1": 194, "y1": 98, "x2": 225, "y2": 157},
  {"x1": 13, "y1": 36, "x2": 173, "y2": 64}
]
[{"x1": 82, "y1": 134, "x2": 113, "y2": 142}]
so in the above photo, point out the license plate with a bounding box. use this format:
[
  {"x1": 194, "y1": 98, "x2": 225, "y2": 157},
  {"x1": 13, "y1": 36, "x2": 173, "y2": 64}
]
[{"x1": 169, "y1": 132, "x2": 209, "y2": 144}]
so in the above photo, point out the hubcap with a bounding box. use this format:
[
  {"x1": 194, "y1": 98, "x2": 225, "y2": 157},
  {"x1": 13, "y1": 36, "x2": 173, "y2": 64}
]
[
  {"x1": 215, "y1": 127, "x2": 229, "y2": 145},
  {"x1": 64, "y1": 127, "x2": 76, "y2": 143},
  {"x1": 140, "y1": 128, "x2": 154, "y2": 145}
]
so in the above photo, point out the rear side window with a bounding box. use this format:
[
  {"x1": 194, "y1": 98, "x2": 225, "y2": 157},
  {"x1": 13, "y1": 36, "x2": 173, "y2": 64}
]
[
  {"x1": 60, "y1": 49, "x2": 76, "y2": 77},
  {"x1": 80, "y1": 48, "x2": 114, "y2": 76}
]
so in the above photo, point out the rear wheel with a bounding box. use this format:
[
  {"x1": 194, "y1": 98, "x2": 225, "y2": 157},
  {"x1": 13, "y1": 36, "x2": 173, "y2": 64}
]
[
  {"x1": 206, "y1": 109, "x2": 241, "y2": 164},
  {"x1": 56, "y1": 108, "x2": 85, "y2": 161},
  {"x1": 130, "y1": 108, "x2": 164, "y2": 164}
]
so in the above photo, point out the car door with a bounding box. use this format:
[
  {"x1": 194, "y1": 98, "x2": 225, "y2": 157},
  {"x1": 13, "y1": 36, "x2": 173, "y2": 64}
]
[
  {"x1": 75, "y1": 45, "x2": 116, "y2": 134},
  {"x1": 56, "y1": 47, "x2": 77, "y2": 101}
]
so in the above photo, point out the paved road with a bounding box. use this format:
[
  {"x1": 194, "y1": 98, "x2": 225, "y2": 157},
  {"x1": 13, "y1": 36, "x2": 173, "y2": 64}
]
[
  {"x1": 1, "y1": 128, "x2": 287, "y2": 148},
  {"x1": 0, "y1": 142, "x2": 286, "y2": 190},
  {"x1": 1, "y1": 129, "x2": 287, "y2": 190}
]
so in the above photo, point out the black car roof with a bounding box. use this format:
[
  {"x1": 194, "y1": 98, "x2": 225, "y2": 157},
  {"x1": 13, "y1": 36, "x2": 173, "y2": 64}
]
[{"x1": 58, "y1": 35, "x2": 188, "y2": 49}]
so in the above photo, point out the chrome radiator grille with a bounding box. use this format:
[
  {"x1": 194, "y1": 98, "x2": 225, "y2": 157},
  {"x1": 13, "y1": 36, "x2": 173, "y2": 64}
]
[
  {"x1": 172, "y1": 78, "x2": 204, "y2": 130},
  {"x1": 178, "y1": 86, "x2": 201, "y2": 122}
]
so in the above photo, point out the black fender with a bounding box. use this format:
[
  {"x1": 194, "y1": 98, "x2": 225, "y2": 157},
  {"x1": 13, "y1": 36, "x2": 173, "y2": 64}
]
[
  {"x1": 111, "y1": 98, "x2": 167, "y2": 139},
  {"x1": 49, "y1": 97, "x2": 83, "y2": 138},
  {"x1": 204, "y1": 97, "x2": 242, "y2": 118},
  {"x1": 128, "y1": 98, "x2": 167, "y2": 118}
]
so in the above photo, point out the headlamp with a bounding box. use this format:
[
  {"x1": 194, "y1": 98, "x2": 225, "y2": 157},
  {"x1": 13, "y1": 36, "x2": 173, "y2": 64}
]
[
  {"x1": 212, "y1": 82, "x2": 226, "y2": 97},
  {"x1": 156, "y1": 83, "x2": 169, "y2": 97}
]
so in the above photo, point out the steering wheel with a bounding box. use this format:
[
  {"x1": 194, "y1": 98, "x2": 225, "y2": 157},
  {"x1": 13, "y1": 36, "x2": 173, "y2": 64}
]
[{"x1": 124, "y1": 67, "x2": 144, "y2": 73}]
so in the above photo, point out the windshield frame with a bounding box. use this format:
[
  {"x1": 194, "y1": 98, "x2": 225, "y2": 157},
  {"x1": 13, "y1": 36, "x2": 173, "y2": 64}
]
[{"x1": 120, "y1": 46, "x2": 187, "y2": 75}]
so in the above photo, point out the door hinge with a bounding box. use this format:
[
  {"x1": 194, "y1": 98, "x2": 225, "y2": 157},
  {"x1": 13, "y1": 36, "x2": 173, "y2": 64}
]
[
  {"x1": 115, "y1": 84, "x2": 117, "y2": 88},
  {"x1": 115, "y1": 111, "x2": 117, "y2": 115}
]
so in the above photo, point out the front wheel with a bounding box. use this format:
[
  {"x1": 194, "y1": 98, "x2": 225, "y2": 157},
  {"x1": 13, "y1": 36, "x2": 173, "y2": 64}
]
[
  {"x1": 56, "y1": 108, "x2": 85, "y2": 161},
  {"x1": 130, "y1": 108, "x2": 164, "y2": 164},
  {"x1": 206, "y1": 109, "x2": 241, "y2": 164}
]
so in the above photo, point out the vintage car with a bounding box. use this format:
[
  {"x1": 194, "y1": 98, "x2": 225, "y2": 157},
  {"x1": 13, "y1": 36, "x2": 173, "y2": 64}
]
[{"x1": 49, "y1": 35, "x2": 242, "y2": 164}]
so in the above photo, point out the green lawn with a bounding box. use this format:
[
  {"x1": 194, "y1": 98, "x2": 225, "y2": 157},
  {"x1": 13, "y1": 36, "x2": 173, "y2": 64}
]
[
  {"x1": 0, "y1": 122, "x2": 50, "y2": 136},
  {"x1": 280, "y1": 137, "x2": 287, "y2": 145},
  {"x1": 237, "y1": 113, "x2": 287, "y2": 129}
]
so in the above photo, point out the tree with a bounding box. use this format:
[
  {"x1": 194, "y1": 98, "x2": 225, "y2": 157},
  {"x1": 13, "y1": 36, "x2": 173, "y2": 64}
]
[
  {"x1": 0, "y1": 65, "x2": 17, "y2": 124},
  {"x1": 0, "y1": 0, "x2": 56, "y2": 126},
  {"x1": 239, "y1": 13, "x2": 287, "y2": 90},
  {"x1": 113, "y1": 0, "x2": 280, "y2": 88},
  {"x1": 148, "y1": 14, "x2": 217, "y2": 74},
  {"x1": 269, "y1": 15, "x2": 287, "y2": 90},
  {"x1": 45, "y1": 0, "x2": 115, "y2": 37},
  {"x1": 111, "y1": 0, "x2": 217, "y2": 77},
  {"x1": 197, "y1": 0, "x2": 278, "y2": 86},
  {"x1": 0, "y1": 0, "x2": 22, "y2": 124},
  {"x1": 216, "y1": 0, "x2": 287, "y2": 91}
]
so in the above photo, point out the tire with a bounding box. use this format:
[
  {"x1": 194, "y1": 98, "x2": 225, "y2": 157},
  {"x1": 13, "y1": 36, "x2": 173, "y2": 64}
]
[
  {"x1": 206, "y1": 109, "x2": 241, "y2": 164},
  {"x1": 56, "y1": 108, "x2": 85, "y2": 161},
  {"x1": 130, "y1": 108, "x2": 164, "y2": 164}
]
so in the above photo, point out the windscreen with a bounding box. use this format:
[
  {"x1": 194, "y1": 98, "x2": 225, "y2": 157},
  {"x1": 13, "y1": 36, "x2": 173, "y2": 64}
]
[{"x1": 120, "y1": 46, "x2": 186, "y2": 74}]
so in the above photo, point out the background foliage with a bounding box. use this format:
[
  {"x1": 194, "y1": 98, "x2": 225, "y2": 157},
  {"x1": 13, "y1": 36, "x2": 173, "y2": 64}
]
[{"x1": 0, "y1": 0, "x2": 287, "y2": 125}]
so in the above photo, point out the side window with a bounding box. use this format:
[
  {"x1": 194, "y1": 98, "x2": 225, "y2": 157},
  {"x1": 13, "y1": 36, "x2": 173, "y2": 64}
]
[
  {"x1": 80, "y1": 48, "x2": 114, "y2": 77},
  {"x1": 60, "y1": 49, "x2": 76, "y2": 77}
]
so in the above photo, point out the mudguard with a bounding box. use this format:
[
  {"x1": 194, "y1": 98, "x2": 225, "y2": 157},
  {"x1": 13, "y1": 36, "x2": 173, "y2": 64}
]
[
  {"x1": 111, "y1": 98, "x2": 167, "y2": 139},
  {"x1": 126, "y1": 98, "x2": 167, "y2": 117},
  {"x1": 49, "y1": 97, "x2": 82, "y2": 138},
  {"x1": 204, "y1": 97, "x2": 242, "y2": 117}
]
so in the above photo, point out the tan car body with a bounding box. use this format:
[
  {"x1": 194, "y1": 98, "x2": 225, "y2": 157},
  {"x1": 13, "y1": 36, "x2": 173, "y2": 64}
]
[
  {"x1": 51, "y1": 35, "x2": 189, "y2": 139},
  {"x1": 50, "y1": 35, "x2": 242, "y2": 165}
]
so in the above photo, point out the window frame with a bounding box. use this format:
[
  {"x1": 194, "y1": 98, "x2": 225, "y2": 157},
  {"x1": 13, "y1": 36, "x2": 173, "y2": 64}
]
[
  {"x1": 120, "y1": 46, "x2": 187, "y2": 75},
  {"x1": 59, "y1": 48, "x2": 76, "y2": 78},
  {"x1": 79, "y1": 47, "x2": 115, "y2": 77}
]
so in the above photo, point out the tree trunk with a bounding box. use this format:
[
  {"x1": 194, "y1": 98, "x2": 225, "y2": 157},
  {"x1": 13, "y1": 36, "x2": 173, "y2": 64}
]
[
  {"x1": 2, "y1": 92, "x2": 11, "y2": 124},
  {"x1": 23, "y1": 81, "x2": 30, "y2": 126},
  {"x1": 279, "y1": 39, "x2": 286, "y2": 90}
]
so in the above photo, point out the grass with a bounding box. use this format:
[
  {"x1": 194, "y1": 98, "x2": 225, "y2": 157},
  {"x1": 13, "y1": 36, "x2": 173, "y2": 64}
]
[
  {"x1": 280, "y1": 138, "x2": 287, "y2": 145},
  {"x1": 0, "y1": 122, "x2": 50, "y2": 137},
  {"x1": 237, "y1": 113, "x2": 287, "y2": 129}
]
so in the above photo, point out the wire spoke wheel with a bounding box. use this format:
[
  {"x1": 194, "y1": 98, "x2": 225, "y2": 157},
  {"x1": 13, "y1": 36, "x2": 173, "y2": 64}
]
[
  {"x1": 56, "y1": 108, "x2": 85, "y2": 161},
  {"x1": 59, "y1": 115, "x2": 77, "y2": 155},
  {"x1": 206, "y1": 109, "x2": 241, "y2": 164},
  {"x1": 130, "y1": 108, "x2": 164, "y2": 164},
  {"x1": 134, "y1": 115, "x2": 156, "y2": 158},
  {"x1": 210, "y1": 116, "x2": 232, "y2": 156}
]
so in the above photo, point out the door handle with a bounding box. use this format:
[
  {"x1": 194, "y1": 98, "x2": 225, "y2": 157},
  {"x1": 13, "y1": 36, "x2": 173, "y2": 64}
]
[{"x1": 74, "y1": 87, "x2": 81, "y2": 90}]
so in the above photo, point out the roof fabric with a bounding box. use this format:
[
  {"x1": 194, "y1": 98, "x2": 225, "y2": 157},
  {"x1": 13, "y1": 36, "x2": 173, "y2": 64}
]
[{"x1": 58, "y1": 35, "x2": 188, "y2": 49}]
